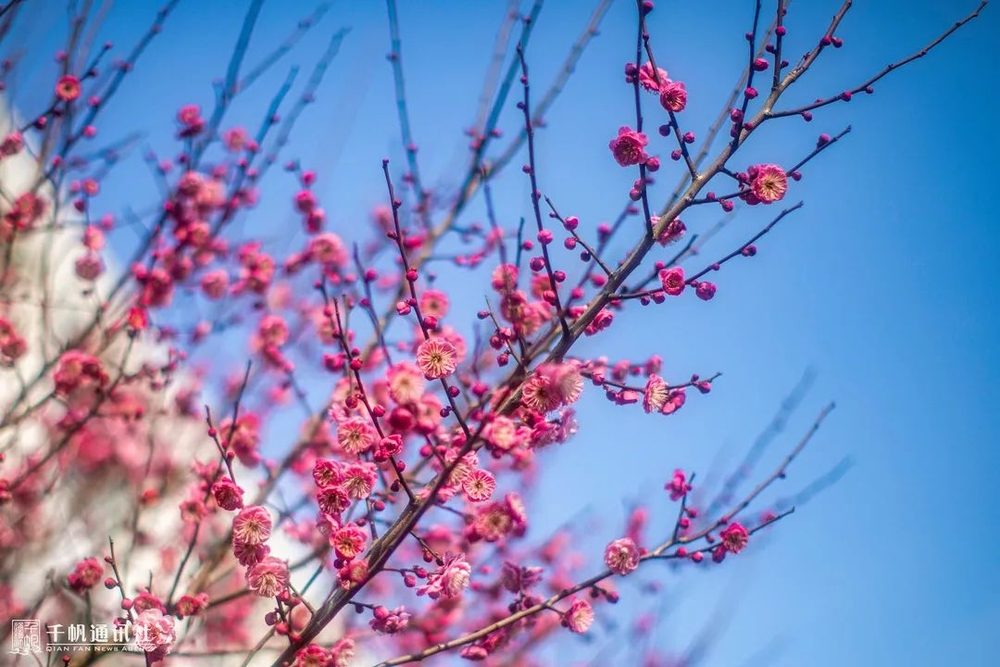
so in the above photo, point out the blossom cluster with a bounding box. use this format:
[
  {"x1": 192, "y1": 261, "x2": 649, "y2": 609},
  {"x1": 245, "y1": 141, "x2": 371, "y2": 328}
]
[{"x1": 0, "y1": 1, "x2": 981, "y2": 665}]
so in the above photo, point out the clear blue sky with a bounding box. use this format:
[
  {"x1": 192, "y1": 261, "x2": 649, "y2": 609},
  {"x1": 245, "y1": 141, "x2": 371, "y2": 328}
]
[{"x1": 9, "y1": 1, "x2": 998, "y2": 665}]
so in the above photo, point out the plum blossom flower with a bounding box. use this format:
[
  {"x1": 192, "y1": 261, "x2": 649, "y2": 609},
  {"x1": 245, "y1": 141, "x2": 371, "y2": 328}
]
[
  {"x1": 74, "y1": 253, "x2": 104, "y2": 281},
  {"x1": 665, "y1": 469, "x2": 691, "y2": 501},
  {"x1": 313, "y1": 459, "x2": 344, "y2": 488},
  {"x1": 376, "y1": 433, "x2": 403, "y2": 460},
  {"x1": 67, "y1": 557, "x2": 104, "y2": 592},
  {"x1": 419, "y1": 289, "x2": 450, "y2": 318},
  {"x1": 491, "y1": 263, "x2": 519, "y2": 292},
  {"x1": 220, "y1": 413, "x2": 261, "y2": 467},
  {"x1": 484, "y1": 415, "x2": 524, "y2": 451},
  {"x1": 720, "y1": 522, "x2": 750, "y2": 554},
  {"x1": 0, "y1": 318, "x2": 26, "y2": 362},
  {"x1": 295, "y1": 644, "x2": 332, "y2": 667},
  {"x1": 564, "y1": 598, "x2": 595, "y2": 633},
  {"x1": 609, "y1": 126, "x2": 649, "y2": 167},
  {"x1": 54, "y1": 350, "x2": 108, "y2": 395},
  {"x1": 338, "y1": 558, "x2": 369, "y2": 588},
  {"x1": 505, "y1": 491, "x2": 528, "y2": 534},
  {"x1": 445, "y1": 451, "x2": 479, "y2": 489},
  {"x1": 745, "y1": 164, "x2": 788, "y2": 204},
  {"x1": 55, "y1": 74, "x2": 81, "y2": 102},
  {"x1": 416, "y1": 337, "x2": 459, "y2": 379},
  {"x1": 295, "y1": 189, "x2": 317, "y2": 213},
  {"x1": 462, "y1": 469, "x2": 497, "y2": 502},
  {"x1": 521, "y1": 362, "x2": 584, "y2": 413},
  {"x1": 132, "y1": 609, "x2": 176, "y2": 658},
  {"x1": 604, "y1": 537, "x2": 640, "y2": 575},
  {"x1": 337, "y1": 416, "x2": 377, "y2": 455},
  {"x1": 370, "y1": 606, "x2": 411, "y2": 634},
  {"x1": 387, "y1": 361, "x2": 425, "y2": 404},
  {"x1": 552, "y1": 363, "x2": 584, "y2": 403},
  {"x1": 247, "y1": 556, "x2": 289, "y2": 597},
  {"x1": 176, "y1": 104, "x2": 204, "y2": 136},
  {"x1": 223, "y1": 127, "x2": 249, "y2": 152},
  {"x1": 174, "y1": 593, "x2": 209, "y2": 619},
  {"x1": 659, "y1": 80, "x2": 688, "y2": 112},
  {"x1": 329, "y1": 639, "x2": 356, "y2": 667},
  {"x1": 469, "y1": 502, "x2": 512, "y2": 542},
  {"x1": 200, "y1": 269, "x2": 229, "y2": 299},
  {"x1": 638, "y1": 62, "x2": 669, "y2": 92},
  {"x1": 659, "y1": 267, "x2": 686, "y2": 296},
  {"x1": 211, "y1": 478, "x2": 244, "y2": 511},
  {"x1": 132, "y1": 591, "x2": 166, "y2": 614},
  {"x1": 235, "y1": 542, "x2": 269, "y2": 568},
  {"x1": 417, "y1": 552, "x2": 472, "y2": 599},
  {"x1": 332, "y1": 524, "x2": 368, "y2": 560},
  {"x1": 696, "y1": 281, "x2": 717, "y2": 301},
  {"x1": 254, "y1": 314, "x2": 289, "y2": 349},
  {"x1": 317, "y1": 487, "x2": 351, "y2": 517},
  {"x1": 0, "y1": 131, "x2": 23, "y2": 157},
  {"x1": 4, "y1": 192, "x2": 46, "y2": 232},
  {"x1": 308, "y1": 232, "x2": 348, "y2": 268},
  {"x1": 661, "y1": 388, "x2": 686, "y2": 415},
  {"x1": 232, "y1": 505, "x2": 272, "y2": 545},
  {"x1": 643, "y1": 374, "x2": 669, "y2": 413},
  {"x1": 342, "y1": 462, "x2": 377, "y2": 499}
]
